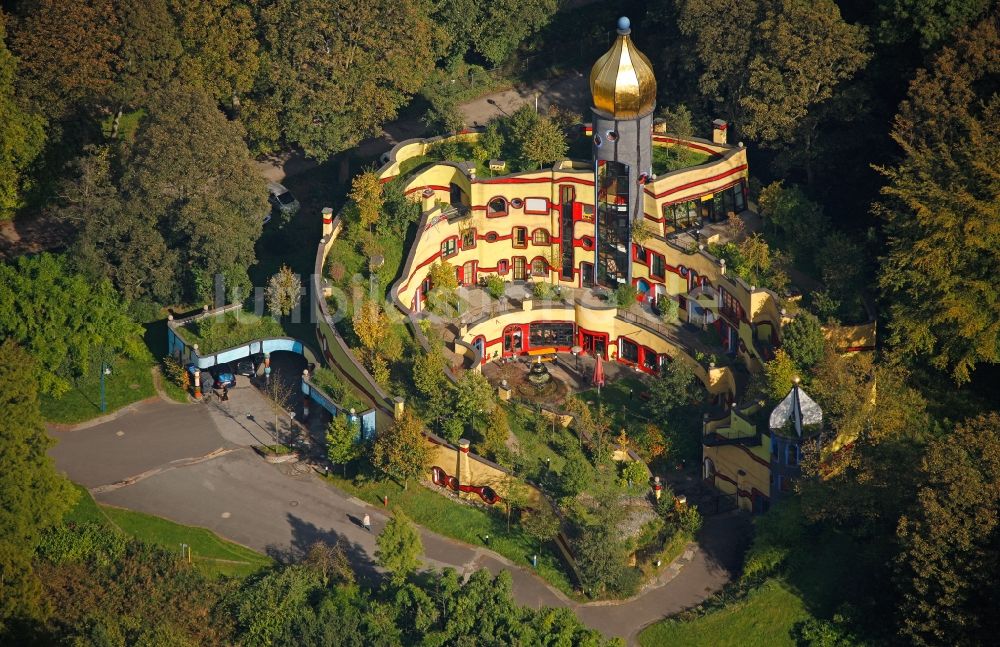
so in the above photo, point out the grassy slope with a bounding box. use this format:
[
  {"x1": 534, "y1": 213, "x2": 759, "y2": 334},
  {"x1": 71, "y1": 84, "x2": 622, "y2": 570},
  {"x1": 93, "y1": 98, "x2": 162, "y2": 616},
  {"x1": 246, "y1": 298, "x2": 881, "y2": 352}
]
[
  {"x1": 323, "y1": 473, "x2": 576, "y2": 597},
  {"x1": 40, "y1": 354, "x2": 156, "y2": 424},
  {"x1": 67, "y1": 486, "x2": 271, "y2": 579},
  {"x1": 638, "y1": 579, "x2": 810, "y2": 647}
]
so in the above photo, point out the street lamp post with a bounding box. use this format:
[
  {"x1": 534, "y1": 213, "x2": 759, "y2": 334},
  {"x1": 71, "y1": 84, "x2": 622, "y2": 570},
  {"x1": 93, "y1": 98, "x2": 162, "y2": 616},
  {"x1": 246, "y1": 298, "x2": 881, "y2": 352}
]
[{"x1": 99, "y1": 363, "x2": 112, "y2": 413}]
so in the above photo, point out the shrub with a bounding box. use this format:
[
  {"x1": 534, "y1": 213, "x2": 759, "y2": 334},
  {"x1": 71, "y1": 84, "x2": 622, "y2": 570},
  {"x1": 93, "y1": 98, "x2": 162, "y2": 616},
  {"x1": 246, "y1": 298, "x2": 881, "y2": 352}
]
[
  {"x1": 618, "y1": 460, "x2": 649, "y2": 495},
  {"x1": 38, "y1": 522, "x2": 127, "y2": 568},
  {"x1": 532, "y1": 281, "x2": 556, "y2": 300},
  {"x1": 614, "y1": 284, "x2": 638, "y2": 309},
  {"x1": 162, "y1": 355, "x2": 190, "y2": 392},
  {"x1": 484, "y1": 274, "x2": 507, "y2": 300},
  {"x1": 658, "y1": 297, "x2": 679, "y2": 324}
]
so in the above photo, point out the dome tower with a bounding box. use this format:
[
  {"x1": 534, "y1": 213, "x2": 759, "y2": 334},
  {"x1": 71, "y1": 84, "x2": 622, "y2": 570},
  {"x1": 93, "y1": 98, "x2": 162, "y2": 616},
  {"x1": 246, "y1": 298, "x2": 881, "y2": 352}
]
[{"x1": 590, "y1": 16, "x2": 656, "y2": 288}]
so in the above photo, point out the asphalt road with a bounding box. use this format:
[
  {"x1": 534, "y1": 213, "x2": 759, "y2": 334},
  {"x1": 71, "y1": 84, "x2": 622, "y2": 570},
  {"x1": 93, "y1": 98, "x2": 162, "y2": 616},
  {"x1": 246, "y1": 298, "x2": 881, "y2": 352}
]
[{"x1": 48, "y1": 391, "x2": 749, "y2": 644}]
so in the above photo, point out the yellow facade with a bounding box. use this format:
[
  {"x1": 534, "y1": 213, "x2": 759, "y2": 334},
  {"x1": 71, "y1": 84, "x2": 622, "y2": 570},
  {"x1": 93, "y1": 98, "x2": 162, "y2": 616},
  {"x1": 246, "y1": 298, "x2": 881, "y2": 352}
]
[
  {"x1": 380, "y1": 130, "x2": 780, "y2": 403},
  {"x1": 702, "y1": 404, "x2": 772, "y2": 512}
]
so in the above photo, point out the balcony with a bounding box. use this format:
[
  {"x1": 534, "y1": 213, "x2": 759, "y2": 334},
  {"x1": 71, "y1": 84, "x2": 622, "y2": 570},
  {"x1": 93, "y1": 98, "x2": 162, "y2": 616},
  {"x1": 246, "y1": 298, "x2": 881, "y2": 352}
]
[{"x1": 702, "y1": 426, "x2": 761, "y2": 448}]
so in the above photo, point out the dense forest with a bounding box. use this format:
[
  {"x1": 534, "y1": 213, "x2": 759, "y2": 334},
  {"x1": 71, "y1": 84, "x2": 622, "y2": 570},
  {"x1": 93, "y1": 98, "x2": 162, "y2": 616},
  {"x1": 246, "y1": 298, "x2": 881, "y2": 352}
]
[{"x1": 1, "y1": 0, "x2": 999, "y2": 645}]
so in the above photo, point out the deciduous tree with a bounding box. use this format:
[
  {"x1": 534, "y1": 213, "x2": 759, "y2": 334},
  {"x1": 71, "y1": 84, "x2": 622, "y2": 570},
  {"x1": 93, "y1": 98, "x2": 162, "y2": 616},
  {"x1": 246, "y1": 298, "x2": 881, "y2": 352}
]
[
  {"x1": 266, "y1": 265, "x2": 303, "y2": 317},
  {"x1": 168, "y1": 0, "x2": 259, "y2": 105},
  {"x1": 896, "y1": 414, "x2": 1000, "y2": 646},
  {"x1": 0, "y1": 254, "x2": 146, "y2": 397},
  {"x1": 740, "y1": 0, "x2": 870, "y2": 147},
  {"x1": 376, "y1": 509, "x2": 422, "y2": 585},
  {"x1": 764, "y1": 349, "x2": 799, "y2": 403},
  {"x1": 0, "y1": 341, "x2": 77, "y2": 624},
  {"x1": 326, "y1": 415, "x2": 361, "y2": 476},
  {"x1": 259, "y1": 0, "x2": 436, "y2": 160},
  {"x1": 111, "y1": 0, "x2": 182, "y2": 114},
  {"x1": 0, "y1": 13, "x2": 45, "y2": 220},
  {"x1": 124, "y1": 84, "x2": 267, "y2": 301},
  {"x1": 349, "y1": 170, "x2": 383, "y2": 233},
  {"x1": 520, "y1": 116, "x2": 567, "y2": 169},
  {"x1": 781, "y1": 312, "x2": 826, "y2": 369},
  {"x1": 373, "y1": 410, "x2": 430, "y2": 490},
  {"x1": 521, "y1": 503, "x2": 560, "y2": 552},
  {"x1": 646, "y1": 359, "x2": 698, "y2": 423},
  {"x1": 874, "y1": 17, "x2": 1000, "y2": 384},
  {"x1": 10, "y1": 0, "x2": 120, "y2": 117}
]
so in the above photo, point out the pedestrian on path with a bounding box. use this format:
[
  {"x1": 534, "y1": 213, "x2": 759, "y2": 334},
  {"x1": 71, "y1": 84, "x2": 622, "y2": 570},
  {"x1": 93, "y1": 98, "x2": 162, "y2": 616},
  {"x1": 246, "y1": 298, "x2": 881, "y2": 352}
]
[
  {"x1": 363, "y1": 513, "x2": 371, "y2": 532},
  {"x1": 221, "y1": 386, "x2": 229, "y2": 402}
]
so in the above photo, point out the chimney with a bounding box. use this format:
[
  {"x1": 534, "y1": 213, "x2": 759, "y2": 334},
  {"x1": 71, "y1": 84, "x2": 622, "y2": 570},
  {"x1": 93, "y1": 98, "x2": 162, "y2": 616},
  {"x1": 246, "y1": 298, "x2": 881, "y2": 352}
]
[{"x1": 712, "y1": 119, "x2": 728, "y2": 145}]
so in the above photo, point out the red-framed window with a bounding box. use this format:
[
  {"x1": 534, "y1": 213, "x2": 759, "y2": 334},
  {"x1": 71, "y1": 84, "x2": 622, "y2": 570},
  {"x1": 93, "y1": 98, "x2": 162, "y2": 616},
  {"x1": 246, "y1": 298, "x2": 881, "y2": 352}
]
[
  {"x1": 633, "y1": 244, "x2": 648, "y2": 264},
  {"x1": 618, "y1": 337, "x2": 639, "y2": 364},
  {"x1": 461, "y1": 228, "x2": 476, "y2": 250},
  {"x1": 513, "y1": 256, "x2": 527, "y2": 280},
  {"x1": 513, "y1": 227, "x2": 527, "y2": 249},
  {"x1": 719, "y1": 287, "x2": 744, "y2": 323},
  {"x1": 460, "y1": 261, "x2": 477, "y2": 286},
  {"x1": 532, "y1": 228, "x2": 550, "y2": 245},
  {"x1": 441, "y1": 236, "x2": 458, "y2": 259},
  {"x1": 497, "y1": 259, "x2": 509, "y2": 275},
  {"x1": 580, "y1": 236, "x2": 594, "y2": 250},
  {"x1": 649, "y1": 251, "x2": 666, "y2": 279},
  {"x1": 531, "y1": 256, "x2": 549, "y2": 276},
  {"x1": 487, "y1": 197, "x2": 507, "y2": 218},
  {"x1": 641, "y1": 346, "x2": 658, "y2": 372},
  {"x1": 523, "y1": 197, "x2": 549, "y2": 214}
]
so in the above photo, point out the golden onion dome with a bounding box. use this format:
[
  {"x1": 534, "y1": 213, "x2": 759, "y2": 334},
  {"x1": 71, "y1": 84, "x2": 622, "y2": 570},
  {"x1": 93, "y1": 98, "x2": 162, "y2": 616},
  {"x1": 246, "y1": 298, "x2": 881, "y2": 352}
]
[{"x1": 590, "y1": 17, "x2": 657, "y2": 119}]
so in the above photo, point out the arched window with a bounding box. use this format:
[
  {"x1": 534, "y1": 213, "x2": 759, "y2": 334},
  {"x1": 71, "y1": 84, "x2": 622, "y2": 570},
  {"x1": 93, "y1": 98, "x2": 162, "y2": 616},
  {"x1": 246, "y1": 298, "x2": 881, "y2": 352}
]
[
  {"x1": 487, "y1": 197, "x2": 507, "y2": 217},
  {"x1": 532, "y1": 229, "x2": 550, "y2": 245},
  {"x1": 704, "y1": 458, "x2": 716, "y2": 480},
  {"x1": 531, "y1": 258, "x2": 548, "y2": 276}
]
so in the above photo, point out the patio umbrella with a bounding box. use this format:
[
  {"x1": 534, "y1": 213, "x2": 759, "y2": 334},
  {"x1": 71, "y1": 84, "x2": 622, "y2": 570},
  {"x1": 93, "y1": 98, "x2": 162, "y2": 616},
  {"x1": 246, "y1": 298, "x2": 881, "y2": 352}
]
[{"x1": 593, "y1": 353, "x2": 606, "y2": 396}]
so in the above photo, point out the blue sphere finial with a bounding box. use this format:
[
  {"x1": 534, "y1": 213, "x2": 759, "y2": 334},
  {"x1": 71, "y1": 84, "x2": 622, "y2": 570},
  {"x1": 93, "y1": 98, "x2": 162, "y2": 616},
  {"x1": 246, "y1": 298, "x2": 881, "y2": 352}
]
[{"x1": 617, "y1": 16, "x2": 631, "y2": 33}]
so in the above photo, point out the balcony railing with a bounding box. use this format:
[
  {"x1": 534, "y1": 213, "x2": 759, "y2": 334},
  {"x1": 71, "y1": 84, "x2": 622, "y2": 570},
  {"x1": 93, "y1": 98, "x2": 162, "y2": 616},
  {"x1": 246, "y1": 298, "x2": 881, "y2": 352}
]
[{"x1": 702, "y1": 427, "x2": 761, "y2": 447}]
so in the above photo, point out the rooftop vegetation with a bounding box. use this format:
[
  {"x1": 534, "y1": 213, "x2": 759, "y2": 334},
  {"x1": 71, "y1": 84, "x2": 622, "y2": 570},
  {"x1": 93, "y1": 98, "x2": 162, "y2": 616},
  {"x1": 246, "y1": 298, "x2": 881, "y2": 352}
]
[
  {"x1": 652, "y1": 144, "x2": 715, "y2": 175},
  {"x1": 177, "y1": 311, "x2": 285, "y2": 355}
]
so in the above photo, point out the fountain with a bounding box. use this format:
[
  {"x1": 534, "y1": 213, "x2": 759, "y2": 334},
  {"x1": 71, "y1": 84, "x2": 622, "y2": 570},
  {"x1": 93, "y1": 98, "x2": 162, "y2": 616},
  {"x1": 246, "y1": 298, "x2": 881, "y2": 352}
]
[
  {"x1": 526, "y1": 357, "x2": 553, "y2": 389},
  {"x1": 511, "y1": 356, "x2": 568, "y2": 403}
]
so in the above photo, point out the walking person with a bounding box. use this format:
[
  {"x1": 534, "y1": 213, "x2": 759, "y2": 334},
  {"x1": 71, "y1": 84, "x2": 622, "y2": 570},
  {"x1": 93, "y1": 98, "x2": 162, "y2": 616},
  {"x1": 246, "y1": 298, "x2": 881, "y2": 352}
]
[
  {"x1": 221, "y1": 385, "x2": 229, "y2": 402},
  {"x1": 362, "y1": 513, "x2": 371, "y2": 532}
]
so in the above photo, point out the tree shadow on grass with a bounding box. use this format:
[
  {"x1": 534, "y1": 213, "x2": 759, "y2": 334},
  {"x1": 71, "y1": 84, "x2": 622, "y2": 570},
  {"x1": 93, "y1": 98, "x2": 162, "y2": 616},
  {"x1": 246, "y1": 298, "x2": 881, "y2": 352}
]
[
  {"x1": 695, "y1": 511, "x2": 753, "y2": 578},
  {"x1": 265, "y1": 513, "x2": 383, "y2": 588}
]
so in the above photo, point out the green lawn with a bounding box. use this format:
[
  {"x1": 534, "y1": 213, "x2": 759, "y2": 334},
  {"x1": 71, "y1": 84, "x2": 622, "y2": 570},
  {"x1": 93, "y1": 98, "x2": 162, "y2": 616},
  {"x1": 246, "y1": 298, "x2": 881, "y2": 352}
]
[
  {"x1": 638, "y1": 579, "x2": 811, "y2": 647},
  {"x1": 652, "y1": 145, "x2": 715, "y2": 175},
  {"x1": 323, "y1": 472, "x2": 577, "y2": 597},
  {"x1": 40, "y1": 354, "x2": 156, "y2": 424},
  {"x1": 102, "y1": 507, "x2": 272, "y2": 578},
  {"x1": 66, "y1": 486, "x2": 272, "y2": 579}
]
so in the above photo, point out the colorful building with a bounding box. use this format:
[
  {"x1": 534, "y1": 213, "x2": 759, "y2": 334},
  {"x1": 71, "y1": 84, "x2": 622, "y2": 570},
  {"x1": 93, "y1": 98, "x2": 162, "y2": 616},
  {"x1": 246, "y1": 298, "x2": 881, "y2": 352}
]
[
  {"x1": 370, "y1": 16, "x2": 784, "y2": 407},
  {"x1": 329, "y1": 16, "x2": 834, "y2": 511},
  {"x1": 701, "y1": 379, "x2": 824, "y2": 512}
]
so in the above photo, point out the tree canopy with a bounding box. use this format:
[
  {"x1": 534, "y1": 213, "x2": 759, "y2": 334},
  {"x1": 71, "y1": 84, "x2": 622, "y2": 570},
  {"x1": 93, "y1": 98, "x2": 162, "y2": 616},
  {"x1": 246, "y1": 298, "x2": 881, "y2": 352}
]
[
  {"x1": 257, "y1": 0, "x2": 436, "y2": 160},
  {"x1": 875, "y1": 17, "x2": 1000, "y2": 383},
  {"x1": 0, "y1": 12, "x2": 45, "y2": 220},
  {"x1": 0, "y1": 341, "x2": 77, "y2": 626},
  {"x1": 0, "y1": 254, "x2": 145, "y2": 397},
  {"x1": 63, "y1": 85, "x2": 267, "y2": 303},
  {"x1": 376, "y1": 509, "x2": 423, "y2": 584}
]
